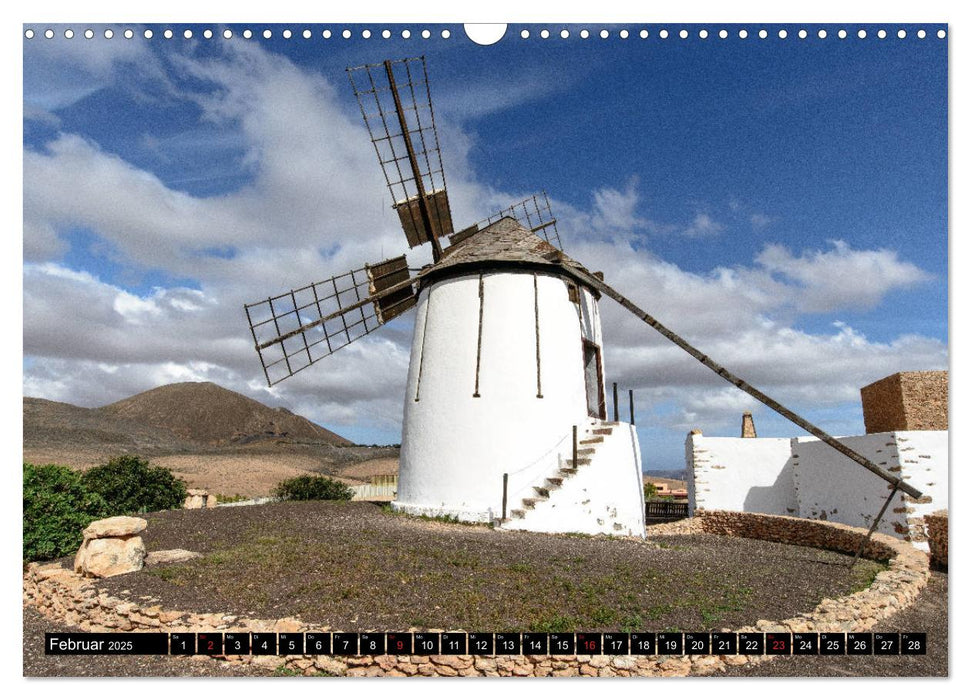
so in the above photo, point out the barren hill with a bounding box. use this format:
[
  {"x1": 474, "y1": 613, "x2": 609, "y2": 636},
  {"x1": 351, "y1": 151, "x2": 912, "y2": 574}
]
[{"x1": 99, "y1": 382, "x2": 352, "y2": 446}]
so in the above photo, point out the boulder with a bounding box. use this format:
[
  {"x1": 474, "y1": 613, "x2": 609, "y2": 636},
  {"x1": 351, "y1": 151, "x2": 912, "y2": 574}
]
[
  {"x1": 82, "y1": 516, "x2": 147, "y2": 539},
  {"x1": 144, "y1": 549, "x2": 202, "y2": 566},
  {"x1": 75, "y1": 535, "x2": 146, "y2": 578}
]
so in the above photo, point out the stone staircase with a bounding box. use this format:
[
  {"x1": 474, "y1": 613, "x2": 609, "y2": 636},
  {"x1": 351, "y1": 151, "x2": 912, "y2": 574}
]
[{"x1": 502, "y1": 421, "x2": 619, "y2": 523}]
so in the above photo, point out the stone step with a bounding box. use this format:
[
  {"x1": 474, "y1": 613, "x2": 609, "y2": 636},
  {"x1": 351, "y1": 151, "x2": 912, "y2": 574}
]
[
  {"x1": 579, "y1": 437, "x2": 604, "y2": 445},
  {"x1": 592, "y1": 428, "x2": 613, "y2": 435},
  {"x1": 564, "y1": 458, "x2": 591, "y2": 467},
  {"x1": 545, "y1": 477, "x2": 564, "y2": 488},
  {"x1": 533, "y1": 486, "x2": 550, "y2": 498},
  {"x1": 558, "y1": 468, "x2": 578, "y2": 477},
  {"x1": 510, "y1": 509, "x2": 526, "y2": 519},
  {"x1": 577, "y1": 447, "x2": 597, "y2": 456},
  {"x1": 521, "y1": 498, "x2": 542, "y2": 509}
]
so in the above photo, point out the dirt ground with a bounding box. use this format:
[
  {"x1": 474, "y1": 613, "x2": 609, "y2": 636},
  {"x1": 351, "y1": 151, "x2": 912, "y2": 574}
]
[{"x1": 22, "y1": 449, "x2": 400, "y2": 499}]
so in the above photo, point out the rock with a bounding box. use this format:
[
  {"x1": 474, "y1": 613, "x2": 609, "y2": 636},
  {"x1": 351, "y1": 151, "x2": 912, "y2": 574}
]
[
  {"x1": 144, "y1": 549, "x2": 202, "y2": 566},
  {"x1": 74, "y1": 535, "x2": 146, "y2": 578},
  {"x1": 83, "y1": 516, "x2": 147, "y2": 539}
]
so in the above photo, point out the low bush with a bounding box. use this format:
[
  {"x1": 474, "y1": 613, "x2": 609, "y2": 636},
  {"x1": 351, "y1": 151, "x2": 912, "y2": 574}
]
[
  {"x1": 273, "y1": 475, "x2": 353, "y2": 501},
  {"x1": 23, "y1": 463, "x2": 109, "y2": 562},
  {"x1": 82, "y1": 455, "x2": 188, "y2": 515}
]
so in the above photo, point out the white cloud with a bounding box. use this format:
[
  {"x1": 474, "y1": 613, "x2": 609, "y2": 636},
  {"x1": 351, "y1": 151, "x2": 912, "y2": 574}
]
[
  {"x1": 756, "y1": 240, "x2": 931, "y2": 313},
  {"x1": 681, "y1": 212, "x2": 724, "y2": 238}
]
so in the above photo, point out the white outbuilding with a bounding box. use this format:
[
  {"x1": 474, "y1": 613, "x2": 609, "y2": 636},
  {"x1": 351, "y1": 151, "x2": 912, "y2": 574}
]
[{"x1": 393, "y1": 218, "x2": 646, "y2": 537}]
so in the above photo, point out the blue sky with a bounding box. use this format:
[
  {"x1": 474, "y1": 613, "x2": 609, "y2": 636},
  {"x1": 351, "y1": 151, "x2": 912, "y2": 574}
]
[{"x1": 22, "y1": 23, "x2": 948, "y2": 471}]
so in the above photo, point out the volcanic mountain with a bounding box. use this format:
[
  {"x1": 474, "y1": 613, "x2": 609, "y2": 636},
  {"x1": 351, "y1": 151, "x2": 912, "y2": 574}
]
[
  {"x1": 98, "y1": 382, "x2": 352, "y2": 446},
  {"x1": 24, "y1": 381, "x2": 352, "y2": 450}
]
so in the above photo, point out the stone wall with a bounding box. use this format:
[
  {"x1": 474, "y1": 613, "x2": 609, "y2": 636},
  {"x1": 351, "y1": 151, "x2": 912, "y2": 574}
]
[
  {"x1": 925, "y1": 510, "x2": 948, "y2": 570},
  {"x1": 861, "y1": 371, "x2": 948, "y2": 434},
  {"x1": 23, "y1": 511, "x2": 929, "y2": 677}
]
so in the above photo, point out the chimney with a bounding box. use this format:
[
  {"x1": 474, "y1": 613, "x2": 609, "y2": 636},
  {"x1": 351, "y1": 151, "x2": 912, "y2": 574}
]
[{"x1": 741, "y1": 411, "x2": 757, "y2": 438}]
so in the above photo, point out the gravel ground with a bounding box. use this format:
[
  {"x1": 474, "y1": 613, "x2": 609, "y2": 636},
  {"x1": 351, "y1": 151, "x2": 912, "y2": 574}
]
[
  {"x1": 88, "y1": 501, "x2": 884, "y2": 632},
  {"x1": 708, "y1": 570, "x2": 948, "y2": 677}
]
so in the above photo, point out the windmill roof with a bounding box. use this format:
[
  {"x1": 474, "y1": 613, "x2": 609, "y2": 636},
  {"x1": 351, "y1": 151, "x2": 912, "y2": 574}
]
[{"x1": 423, "y1": 217, "x2": 597, "y2": 288}]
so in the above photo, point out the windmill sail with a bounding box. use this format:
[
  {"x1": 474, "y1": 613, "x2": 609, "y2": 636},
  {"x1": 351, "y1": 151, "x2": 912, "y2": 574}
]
[
  {"x1": 347, "y1": 57, "x2": 453, "y2": 259},
  {"x1": 245, "y1": 257, "x2": 419, "y2": 386},
  {"x1": 457, "y1": 191, "x2": 563, "y2": 250}
]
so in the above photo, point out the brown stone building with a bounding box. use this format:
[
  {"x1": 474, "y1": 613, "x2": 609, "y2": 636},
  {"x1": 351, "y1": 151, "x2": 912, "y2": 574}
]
[{"x1": 860, "y1": 371, "x2": 948, "y2": 434}]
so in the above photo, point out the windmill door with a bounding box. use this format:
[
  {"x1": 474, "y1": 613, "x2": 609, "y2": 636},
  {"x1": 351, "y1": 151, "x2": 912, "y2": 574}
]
[{"x1": 583, "y1": 341, "x2": 606, "y2": 419}]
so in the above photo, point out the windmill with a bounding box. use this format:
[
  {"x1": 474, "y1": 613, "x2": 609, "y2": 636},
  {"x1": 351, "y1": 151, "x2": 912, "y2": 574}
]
[{"x1": 245, "y1": 56, "x2": 921, "y2": 546}]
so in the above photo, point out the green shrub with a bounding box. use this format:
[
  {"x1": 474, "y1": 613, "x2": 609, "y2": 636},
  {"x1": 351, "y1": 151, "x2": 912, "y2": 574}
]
[
  {"x1": 23, "y1": 463, "x2": 109, "y2": 562},
  {"x1": 82, "y1": 455, "x2": 188, "y2": 515},
  {"x1": 273, "y1": 475, "x2": 353, "y2": 501}
]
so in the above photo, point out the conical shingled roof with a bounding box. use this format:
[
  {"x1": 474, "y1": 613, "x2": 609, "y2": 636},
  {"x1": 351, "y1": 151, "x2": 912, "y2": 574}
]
[{"x1": 422, "y1": 216, "x2": 597, "y2": 288}]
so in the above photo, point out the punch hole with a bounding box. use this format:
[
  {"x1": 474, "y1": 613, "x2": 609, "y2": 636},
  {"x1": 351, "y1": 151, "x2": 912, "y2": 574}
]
[
  {"x1": 739, "y1": 29, "x2": 748, "y2": 39},
  {"x1": 838, "y1": 29, "x2": 847, "y2": 39},
  {"x1": 465, "y1": 24, "x2": 506, "y2": 45},
  {"x1": 660, "y1": 29, "x2": 668, "y2": 39},
  {"x1": 343, "y1": 29, "x2": 351, "y2": 39},
  {"x1": 699, "y1": 29, "x2": 708, "y2": 39},
  {"x1": 24, "y1": 29, "x2": 34, "y2": 39},
  {"x1": 778, "y1": 29, "x2": 788, "y2": 39},
  {"x1": 561, "y1": 29, "x2": 570, "y2": 39},
  {"x1": 222, "y1": 29, "x2": 232, "y2": 39},
  {"x1": 144, "y1": 29, "x2": 153, "y2": 39},
  {"x1": 402, "y1": 29, "x2": 411, "y2": 38},
  {"x1": 798, "y1": 29, "x2": 807, "y2": 39},
  {"x1": 263, "y1": 29, "x2": 271, "y2": 39},
  {"x1": 541, "y1": 29, "x2": 550, "y2": 39},
  {"x1": 44, "y1": 29, "x2": 53, "y2": 38},
  {"x1": 243, "y1": 29, "x2": 253, "y2": 39},
  {"x1": 898, "y1": 30, "x2": 906, "y2": 39},
  {"x1": 105, "y1": 29, "x2": 113, "y2": 39},
  {"x1": 84, "y1": 29, "x2": 94, "y2": 39},
  {"x1": 164, "y1": 29, "x2": 173, "y2": 39},
  {"x1": 202, "y1": 29, "x2": 212, "y2": 39},
  {"x1": 858, "y1": 29, "x2": 867, "y2": 38},
  {"x1": 877, "y1": 29, "x2": 887, "y2": 39},
  {"x1": 581, "y1": 29, "x2": 590, "y2": 39},
  {"x1": 817, "y1": 29, "x2": 826, "y2": 39},
  {"x1": 382, "y1": 29, "x2": 391, "y2": 39},
  {"x1": 600, "y1": 29, "x2": 608, "y2": 39},
  {"x1": 64, "y1": 29, "x2": 74, "y2": 39},
  {"x1": 758, "y1": 29, "x2": 767, "y2": 39},
  {"x1": 620, "y1": 29, "x2": 629, "y2": 39},
  {"x1": 322, "y1": 30, "x2": 330, "y2": 39},
  {"x1": 363, "y1": 29, "x2": 372, "y2": 39},
  {"x1": 442, "y1": 29, "x2": 451, "y2": 39},
  {"x1": 303, "y1": 29, "x2": 311, "y2": 39},
  {"x1": 679, "y1": 29, "x2": 688, "y2": 39},
  {"x1": 125, "y1": 29, "x2": 135, "y2": 39},
  {"x1": 422, "y1": 29, "x2": 431, "y2": 39},
  {"x1": 639, "y1": 29, "x2": 648, "y2": 38},
  {"x1": 520, "y1": 29, "x2": 529, "y2": 39},
  {"x1": 719, "y1": 29, "x2": 728, "y2": 39},
  {"x1": 937, "y1": 29, "x2": 946, "y2": 39},
  {"x1": 917, "y1": 29, "x2": 926, "y2": 39},
  {"x1": 282, "y1": 29, "x2": 292, "y2": 39},
  {"x1": 183, "y1": 29, "x2": 192, "y2": 39}
]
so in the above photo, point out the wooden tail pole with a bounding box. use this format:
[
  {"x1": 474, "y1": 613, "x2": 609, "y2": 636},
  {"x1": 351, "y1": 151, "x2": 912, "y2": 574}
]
[
  {"x1": 577, "y1": 270, "x2": 924, "y2": 501},
  {"x1": 572, "y1": 425, "x2": 578, "y2": 470},
  {"x1": 850, "y1": 483, "x2": 900, "y2": 568},
  {"x1": 629, "y1": 389, "x2": 635, "y2": 425},
  {"x1": 613, "y1": 382, "x2": 619, "y2": 422},
  {"x1": 502, "y1": 473, "x2": 509, "y2": 521}
]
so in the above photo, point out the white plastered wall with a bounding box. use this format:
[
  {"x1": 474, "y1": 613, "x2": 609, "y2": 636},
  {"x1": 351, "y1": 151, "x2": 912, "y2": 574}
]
[
  {"x1": 686, "y1": 434, "x2": 795, "y2": 516},
  {"x1": 395, "y1": 271, "x2": 606, "y2": 523}
]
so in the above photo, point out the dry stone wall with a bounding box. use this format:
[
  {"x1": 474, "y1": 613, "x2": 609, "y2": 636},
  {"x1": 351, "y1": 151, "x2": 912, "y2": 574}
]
[
  {"x1": 24, "y1": 511, "x2": 929, "y2": 677},
  {"x1": 925, "y1": 510, "x2": 948, "y2": 569}
]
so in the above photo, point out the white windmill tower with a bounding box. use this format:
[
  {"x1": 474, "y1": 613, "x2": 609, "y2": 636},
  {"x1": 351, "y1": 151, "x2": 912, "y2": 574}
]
[{"x1": 245, "y1": 56, "x2": 925, "y2": 548}]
